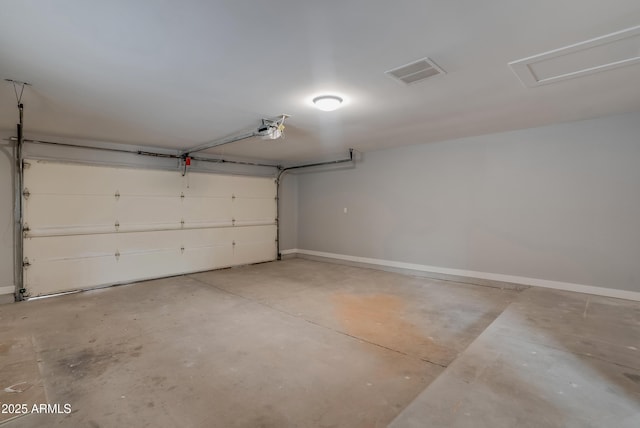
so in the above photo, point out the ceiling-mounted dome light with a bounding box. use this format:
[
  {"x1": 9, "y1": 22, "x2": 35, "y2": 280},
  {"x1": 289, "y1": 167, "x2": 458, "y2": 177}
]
[{"x1": 313, "y1": 95, "x2": 343, "y2": 111}]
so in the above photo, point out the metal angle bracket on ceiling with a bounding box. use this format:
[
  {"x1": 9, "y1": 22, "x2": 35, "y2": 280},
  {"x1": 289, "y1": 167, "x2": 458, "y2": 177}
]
[
  {"x1": 180, "y1": 115, "x2": 290, "y2": 156},
  {"x1": 4, "y1": 78, "x2": 32, "y2": 104}
]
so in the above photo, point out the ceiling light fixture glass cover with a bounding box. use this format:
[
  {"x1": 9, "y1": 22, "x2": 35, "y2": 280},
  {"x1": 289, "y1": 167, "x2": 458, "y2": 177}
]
[{"x1": 313, "y1": 95, "x2": 343, "y2": 111}]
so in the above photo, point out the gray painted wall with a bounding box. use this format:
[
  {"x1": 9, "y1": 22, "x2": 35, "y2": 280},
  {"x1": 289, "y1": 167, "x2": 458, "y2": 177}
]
[{"x1": 297, "y1": 111, "x2": 640, "y2": 292}]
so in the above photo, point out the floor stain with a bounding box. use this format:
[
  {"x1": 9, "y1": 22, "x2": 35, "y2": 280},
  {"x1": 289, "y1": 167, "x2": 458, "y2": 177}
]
[
  {"x1": 331, "y1": 293, "x2": 450, "y2": 365},
  {"x1": 130, "y1": 345, "x2": 143, "y2": 357},
  {"x1": 58, "y1": 348, "x2": 123, "y2": 379},
  {"x1": 0, "y1": 341, "x2": 12, "y2": 355},
  {"x1": 624, "y1": 373, "x2": 640, "y2": 384},
  {"x1": 150, "y1": 375, "x2": 167, "y2": 386}
]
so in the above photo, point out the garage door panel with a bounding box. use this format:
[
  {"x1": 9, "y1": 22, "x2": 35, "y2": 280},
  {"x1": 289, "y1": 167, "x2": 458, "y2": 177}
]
[
  {"x1": 116, "y1": 169, "x2": 183, "y2": 196},
  {"x1": 182, "y1": 228, "x2": 235, "y2": 271},
  {"x1": 234, "y1": 242, "x2": 276, "y2": 265},
  {"x1": 24, "y1": 234, "x2": 118, "y2": 260},
  {"x1": 234, "y1": 226, "x2": 277, "y2": 265},
  {"x1": 117, "y1": 249, "x2": 183, "y2": 281},
  {"x1": 25, "y1": 195, "x2": 116, "y2": 232},
  {"x1": 184, "y1": 245, "x2": 234, "y2": 272},
  {"x1": 183, "y1": 198, "x2": 232, "y2": 226},
  {"x1": 234, "y1": 225, "x2": 277, "y2": 243},
  {"x1": 26, "y1": 256, "x2": 120, "y2": 296},
  {"x1": 233, "y1": 198, "x2": 276, "y2": 223},
  {"x1": 24, "y1": 161, "x2": 118, "y2": 195},
  {"x1": 185, "y1": 173, "x2": 233, "y2": 198},
  {"x1": 23, "y1": 160, "x2": 277, "y2": 296},
  {"x1": 181, "y1": 228, "x2": 234, "y2": 271},
  {"x1": 182, "y1": 228, "x2": 234, "y2": 247},
  {"x1": 116, "y1": 230, "x2": 182, "y2": 252},
  {"x1": 117, "y1": 196, "x2": 182, "y2": 227},
  {"x1": 233, "y1": 176, "x2": 276, "y2": 198}
]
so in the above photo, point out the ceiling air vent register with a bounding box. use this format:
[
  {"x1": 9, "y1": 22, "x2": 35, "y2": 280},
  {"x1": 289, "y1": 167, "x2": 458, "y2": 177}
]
[{"x1": 385, "y1": 57, "x2": 446, "y2": 85}]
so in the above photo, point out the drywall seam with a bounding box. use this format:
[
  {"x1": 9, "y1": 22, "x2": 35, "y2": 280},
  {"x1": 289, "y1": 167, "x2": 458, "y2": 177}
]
[{"x1": 286, "y1": 249, "x2": 640, "y2": 302}]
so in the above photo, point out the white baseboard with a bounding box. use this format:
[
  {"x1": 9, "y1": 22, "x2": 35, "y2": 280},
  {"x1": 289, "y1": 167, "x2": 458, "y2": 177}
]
[
  {"x1": 284, "y1": 249, "x2": 640, "y2": 302},
  {"x1": 0, "y1": 285, "x2": 15, "y2": 295}
]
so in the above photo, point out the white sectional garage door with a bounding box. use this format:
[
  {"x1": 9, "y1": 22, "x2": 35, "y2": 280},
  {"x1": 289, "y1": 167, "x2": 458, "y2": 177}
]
[{"x1": 22, "y1": 160, "x2": 277, "y2": 296}]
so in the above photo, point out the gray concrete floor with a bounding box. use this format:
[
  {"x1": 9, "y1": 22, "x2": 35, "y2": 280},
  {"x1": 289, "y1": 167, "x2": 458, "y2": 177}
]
[{"x1": 0, "y1": 258, "x2": 638, "y2": 427}]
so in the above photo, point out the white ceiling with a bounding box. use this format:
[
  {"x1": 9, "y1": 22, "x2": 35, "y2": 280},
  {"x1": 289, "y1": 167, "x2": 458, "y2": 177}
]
[{"x1": 1, "y1": 0, "x2": 640, "y2": 163}]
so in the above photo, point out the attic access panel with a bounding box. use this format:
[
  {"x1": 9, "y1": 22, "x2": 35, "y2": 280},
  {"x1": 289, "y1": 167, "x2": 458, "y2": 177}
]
[{"x1": 509, "y1": 25, "x2": 640, "y2": 87}]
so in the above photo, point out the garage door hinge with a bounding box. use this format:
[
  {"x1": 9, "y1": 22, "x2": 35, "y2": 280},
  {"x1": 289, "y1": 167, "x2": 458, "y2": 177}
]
[
  {"x1": 23, "y1": 257, "x2": 31, "y2": 268},
  {"x1": 232, "y1": 194, "x2": 236, "y2": 200},
  {"x1": 23, "y1": 161, "x2": 31, "y2": 169},
  {"x1": 181, "y1": 246, "x2": 185, "y2": 254},
  {"x1": 180, "y1": 219, "x2": 185, "y2": 228},
  {"x1": 22, "y1": 188, "x2": 30, "y2": 199},
  {"x1": 232, "y1": 241, "x2": 236, "y2": 246},
  {"x1": 22, "y1": 223, "x2": 30, "y2": 233},
  {"x1": 232, "y1": 218, "x2": 235, "y2": 226},
  {"x1": 180, "y1": 192, "x2": 185, "y2": 199},
  {"x1": 115, "y1": 191, "x2": 120, "y2": 200},
  {"x1": 115, "y1": 220, "x2": 120, "y2": 231},
  {"x1": 115, "y1": 251, "x2": 120, "y2": 261}
]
